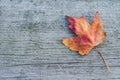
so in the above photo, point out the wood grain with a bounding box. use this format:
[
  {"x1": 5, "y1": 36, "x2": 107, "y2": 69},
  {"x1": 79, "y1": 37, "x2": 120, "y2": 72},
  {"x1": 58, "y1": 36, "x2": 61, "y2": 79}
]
[{"x1": 0, "y1": 0, "x2": 120, "y2": 80}]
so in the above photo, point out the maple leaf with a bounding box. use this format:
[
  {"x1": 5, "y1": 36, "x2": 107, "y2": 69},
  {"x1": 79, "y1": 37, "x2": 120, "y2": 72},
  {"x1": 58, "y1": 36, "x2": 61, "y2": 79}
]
[
  {"x1": 62, "y1": 12, "x2": 111, "y2": 72},
  {"x1": 62, "y1": 12, "x2": 106, "y2": 55}
]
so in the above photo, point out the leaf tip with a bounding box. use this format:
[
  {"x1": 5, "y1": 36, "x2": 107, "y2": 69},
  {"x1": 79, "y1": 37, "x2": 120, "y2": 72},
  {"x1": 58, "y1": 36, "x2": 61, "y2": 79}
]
[{"x1": 96, "y1": 11, "x2": 99, "y2": 14}]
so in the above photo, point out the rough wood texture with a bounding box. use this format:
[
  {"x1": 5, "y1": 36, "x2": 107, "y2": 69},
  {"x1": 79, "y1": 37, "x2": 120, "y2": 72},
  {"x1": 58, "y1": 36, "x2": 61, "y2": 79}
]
[{"x1": 0, "y1": 0, "x2": 120, "y2": 80}]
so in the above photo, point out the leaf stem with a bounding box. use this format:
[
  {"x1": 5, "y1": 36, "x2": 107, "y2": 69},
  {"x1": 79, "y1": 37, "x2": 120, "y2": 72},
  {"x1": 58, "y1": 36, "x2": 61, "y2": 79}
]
[{"x1": 95, "y1": 47, "x2": 111, "y2": 73}]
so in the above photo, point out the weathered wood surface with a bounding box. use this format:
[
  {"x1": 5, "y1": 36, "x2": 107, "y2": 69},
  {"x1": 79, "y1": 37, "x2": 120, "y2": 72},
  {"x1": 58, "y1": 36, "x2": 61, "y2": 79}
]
[{"x1": 0, "y1": 0, "x2": 120, "y2": 80}]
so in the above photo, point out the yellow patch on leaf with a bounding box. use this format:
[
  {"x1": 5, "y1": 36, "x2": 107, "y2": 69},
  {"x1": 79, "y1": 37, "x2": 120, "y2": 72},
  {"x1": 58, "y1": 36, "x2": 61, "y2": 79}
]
[{"x1": 62, "y1": 12, "x2": 106, "y2": 55}]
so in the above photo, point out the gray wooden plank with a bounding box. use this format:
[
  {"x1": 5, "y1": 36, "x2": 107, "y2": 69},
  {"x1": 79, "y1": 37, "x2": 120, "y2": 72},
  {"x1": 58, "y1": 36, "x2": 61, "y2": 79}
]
[{"x1": 0, "y1": 0, "x2": 120, "y2": 80}]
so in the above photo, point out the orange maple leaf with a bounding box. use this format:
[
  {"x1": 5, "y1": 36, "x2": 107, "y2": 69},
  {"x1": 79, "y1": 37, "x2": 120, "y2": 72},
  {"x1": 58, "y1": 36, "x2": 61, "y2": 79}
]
[{"x1": 62, "y1": 12, "x2": 106, "y2": 55}]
